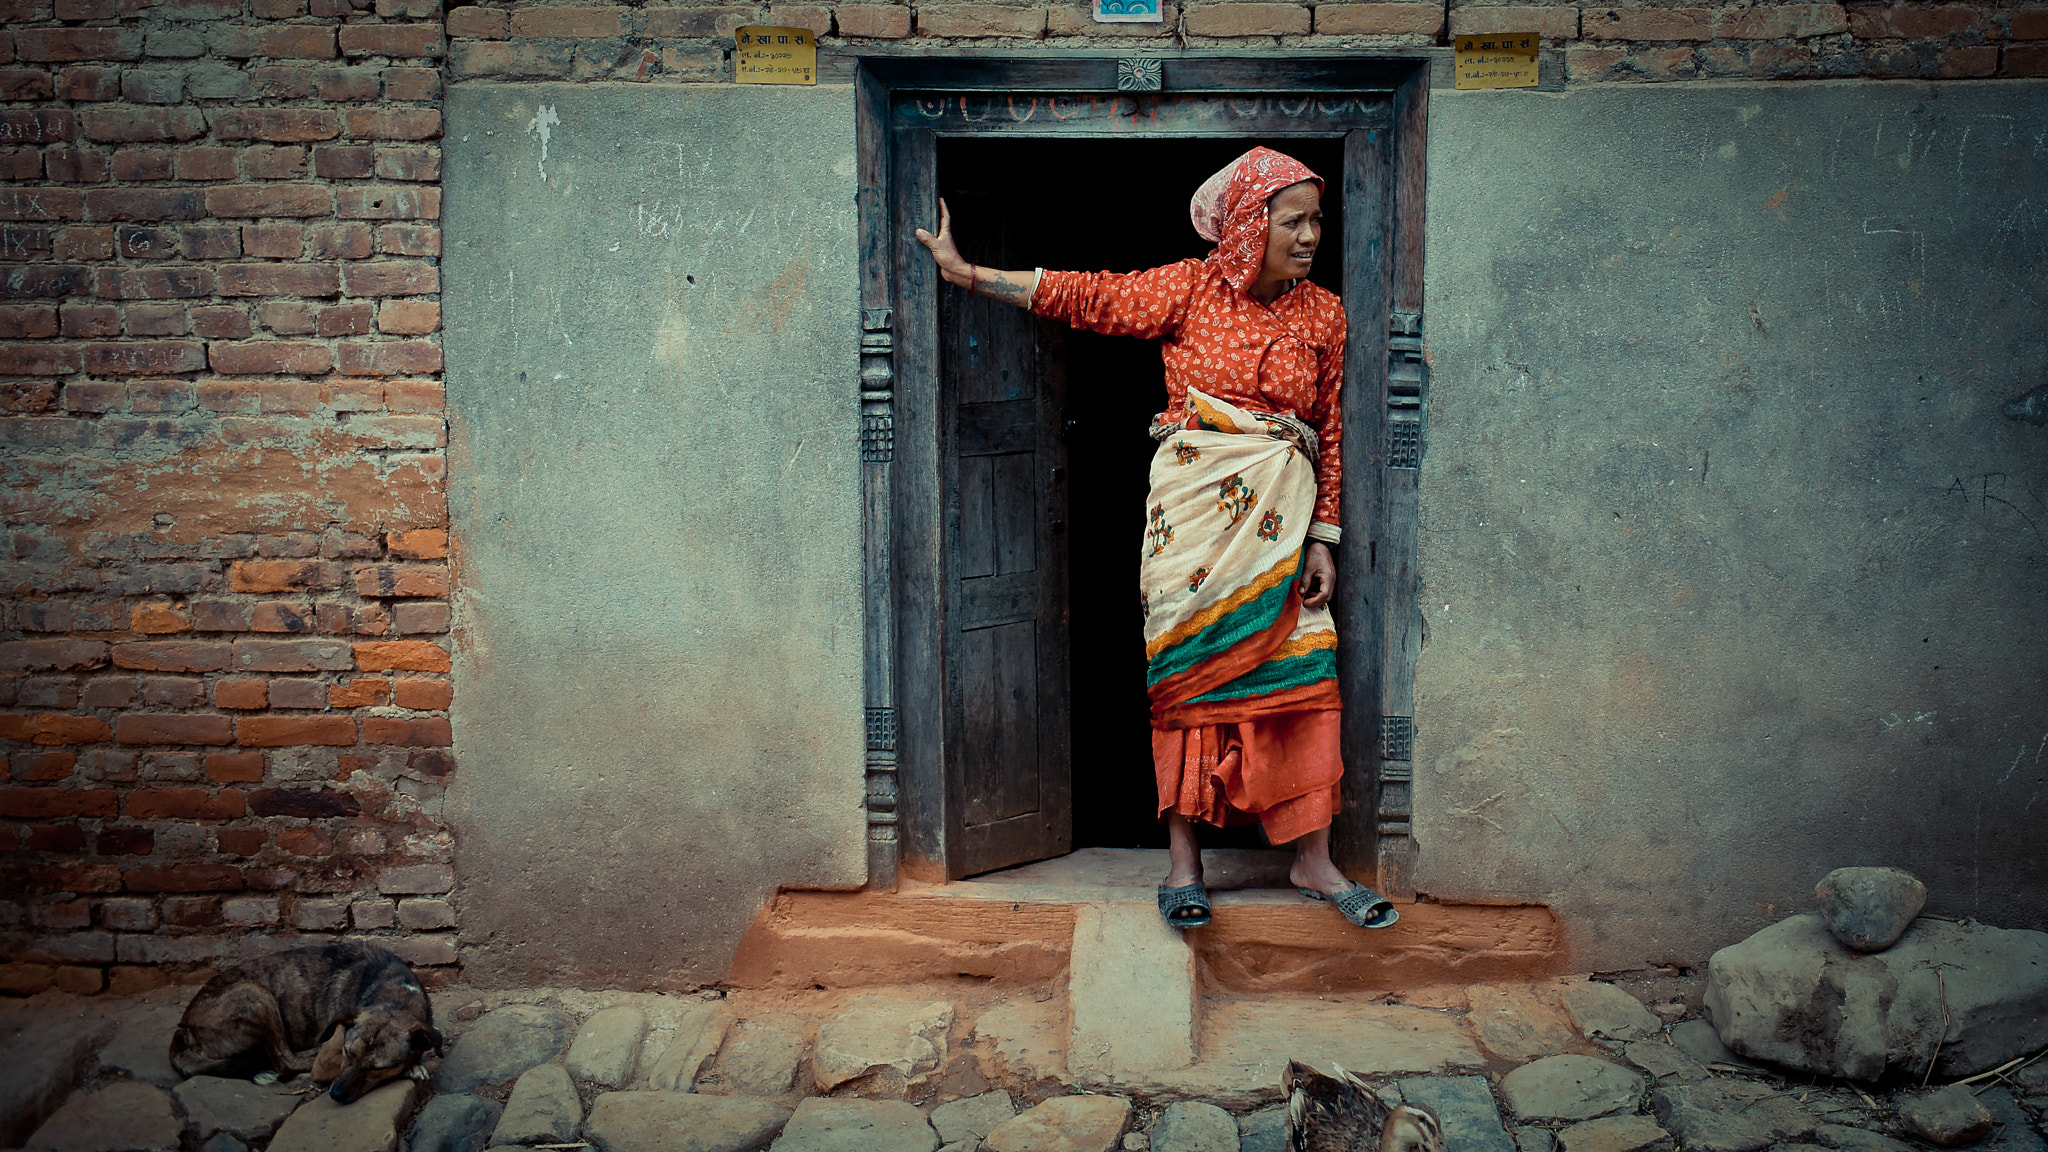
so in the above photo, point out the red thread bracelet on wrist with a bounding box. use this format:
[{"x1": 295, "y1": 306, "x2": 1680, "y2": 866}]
[{"x1": 967, "y1": 264, "x2": 978, "y2": 296}]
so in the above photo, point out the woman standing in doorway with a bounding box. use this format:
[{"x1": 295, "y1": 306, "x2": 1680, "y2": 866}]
[{"x1": 915, "y1": 147, "x2": 1396, "y2": 932}]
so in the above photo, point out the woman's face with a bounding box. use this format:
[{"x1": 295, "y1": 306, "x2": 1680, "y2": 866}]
[{"x1": 1263, "y1": 181, "x2": 1323, "y2": 283}]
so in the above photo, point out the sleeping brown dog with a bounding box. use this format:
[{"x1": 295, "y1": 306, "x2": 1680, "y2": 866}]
[{"x1": 170, "y1": 941, "x2": 443, "y2": 1103}]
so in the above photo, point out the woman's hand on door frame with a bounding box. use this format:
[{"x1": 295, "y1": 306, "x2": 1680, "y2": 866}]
[
  {"x1": 1299, "y1": 541, "x2": 1335, "y2": 609},
  {"x1": 914, "y1": 198, "x2": 1041, "y2": 308}
]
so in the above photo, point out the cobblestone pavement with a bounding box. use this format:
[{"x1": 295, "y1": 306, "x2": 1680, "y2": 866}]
[{"x1": 4, "y1": 974, "x2": 2045, "y2": 1152}]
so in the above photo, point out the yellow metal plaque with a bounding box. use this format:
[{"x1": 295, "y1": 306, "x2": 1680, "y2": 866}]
[
  {"x1": 735, "y1": 26, "x2": 817, "y2": 85},
  {"x1": 1454, "y1": 34, "x2": 1540, "y2": 90}
]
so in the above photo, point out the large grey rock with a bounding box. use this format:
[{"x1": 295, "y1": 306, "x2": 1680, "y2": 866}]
[
  {"x1": 1512, "y1": 1127, "x2": 1558, "y2": 1152},
  {"x1": 25, "y1": 1083, "x2": 180, "y2": 1152},
  {"x1": 568, "y1": 1007, "x2": 648, "y2": 1090},
  {"x1": 410, "y1": 1094, "x2": 503, "y2": 1152},
  {"x1": 0, "y1": 1003, "x2": 119, "y2": 1146},
  {"x1": 1621, "y1": 1041, "x2": 1708, "y2": 1082},
  {"x1": 1897, "y1": 1086, "x2": 1994, "y2": 1148},
  {"x1": 269, "y1": 1081, "x2": 417, "y2": 1152},
  {"x1": 1650, "y1": 1081, "x2": 1816, "y2": 1152},
  {"x1": 583, "y1": 1091, "x2": 791, "y2": 1152},
  {"x1": 768, "y1": 1098, "x2": 937, "y2": 1152},
  {"x1": 1555, "y1": 1116, "x2": 1672, "y2": 1152},
  {"x1": 644, "y1": 1003, "x2": 734, "y2": 1091},
  {"x1": 437, "y1": 1005, "x2": 577, "y2": 1093},
  {"x1": 705, "y1": 1014, "x2": 807, "y2": 1097},
  {"x1": 810, "y1": 998, "x2": 953, "y2": 1094},
  {"x1": 1810, "y1": 1127, "x2": 1916, "y2": 1152},
  {"x1": 1500, "y1": 1056, "x2": 1642, "y2": 1123},
  {"x1": 97, "y1": 1003, "x2": 186, "y2": 1088},
  {"x1": 1238, "y1": 1107, "x2": 1286, "y2": 1152},
  {"x1": 1815, "y1": 867, "x2": 1927, "y2": 952},
  {"x1": 984, "y1": 1096, "x2": 1132, "y2": 1152},
  {"x1": 492, "y1": 1063, "x2": 583, "y2": 1146},
  {"x1": 1149, "y1": 1101, "x2": 1235, "y2": 1152},
  {"x1": 1397, "y1": 1075, "x2": 1516, "y2": 1152},
  {"x1": 172, "y1": 1077, "x2": 304, "y2": 1143},
  {"x1": 929, "y1": 1092, "x2": 1014, "y2": 1146},
  {"x1": 1563, "y1": 983, "x2": 1662, "y2": 1043},
  {"x1": 1704, "y1": 914, "x2": 2048, "y2": 1080}
]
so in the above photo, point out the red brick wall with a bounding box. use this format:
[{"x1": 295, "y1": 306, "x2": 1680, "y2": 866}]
[
  {"x1": 0, "y1": 0, "x2": 453, "y2": 995},
  {"x1": 436, "y1": 0, "x2": 2047, "y2": 81},
  {"x1": 3, "y1": 0, "x2": 2038, "y2": 997}
]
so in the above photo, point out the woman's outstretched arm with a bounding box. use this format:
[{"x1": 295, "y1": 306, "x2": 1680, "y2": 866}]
[{"x1": 914, "y1": 198, "x2": 1041, "y2": 308}]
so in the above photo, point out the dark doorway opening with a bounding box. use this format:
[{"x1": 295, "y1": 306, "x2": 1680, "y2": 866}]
[{"x1": 936, "y1": 136, "x2": 1347, "y2": 855}]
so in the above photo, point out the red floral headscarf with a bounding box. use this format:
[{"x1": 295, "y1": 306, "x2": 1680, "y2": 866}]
[{"x1": 1188, "y1": 147, "x2": 1324, "y2": 296}]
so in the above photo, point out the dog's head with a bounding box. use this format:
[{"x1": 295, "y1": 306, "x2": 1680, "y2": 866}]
[{"x1": 321, "y1": 1006, "x2": 444, "y2": 1104}]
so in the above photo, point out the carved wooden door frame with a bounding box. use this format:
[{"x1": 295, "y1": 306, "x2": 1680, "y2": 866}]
[{"x1": 845, "y1": 50, "x2": 1432, "y2": 890}]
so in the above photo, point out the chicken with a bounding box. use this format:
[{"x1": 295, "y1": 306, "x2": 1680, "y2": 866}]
[{"x1": 1284, "y1": 1060, "x2": 1448, "y2": 1152}]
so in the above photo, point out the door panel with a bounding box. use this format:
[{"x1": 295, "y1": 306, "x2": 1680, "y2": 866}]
[{"x1": 940, "y1": 195, "x2": 1073, "y2": 878}]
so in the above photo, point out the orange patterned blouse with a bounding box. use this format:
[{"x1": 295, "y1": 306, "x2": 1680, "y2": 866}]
[{"x1": 1030, "y1": 260, "x2": 1347, "y2": 529}]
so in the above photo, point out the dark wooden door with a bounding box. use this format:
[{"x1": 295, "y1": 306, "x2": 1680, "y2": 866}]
[{"x1": 937, "y1": 199, "x2": 1073, "y2": 878}]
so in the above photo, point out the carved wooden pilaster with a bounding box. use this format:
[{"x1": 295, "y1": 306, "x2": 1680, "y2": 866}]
[{"x1": 860, "y1": 306, "x2": 899, "y2": 888}]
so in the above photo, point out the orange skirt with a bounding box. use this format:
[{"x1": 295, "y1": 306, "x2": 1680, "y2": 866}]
[{"x1": 1153, "y1": 708, "x2": 1343, "y2": 844}]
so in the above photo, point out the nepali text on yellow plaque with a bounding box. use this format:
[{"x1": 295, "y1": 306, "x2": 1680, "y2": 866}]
[
  {"x1": 1454, "y1": 34, "x2": 1539, "y2": 90},
  {"x1": 735, "y1": 26, "x2": 817, "y2": 85}
]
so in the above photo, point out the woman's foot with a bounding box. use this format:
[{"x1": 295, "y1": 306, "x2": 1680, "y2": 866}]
[
  {"x1": 1284, "y1": 825, "x2": 1356, "y2": 897},
  {"x1": 1287, "y1": 856, "x2": 1357, "y2": 898}
]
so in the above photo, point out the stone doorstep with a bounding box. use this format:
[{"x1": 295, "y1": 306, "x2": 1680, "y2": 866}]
[{"x1": 728, "y1": 848, "x2": 1571, "y2": 1098}]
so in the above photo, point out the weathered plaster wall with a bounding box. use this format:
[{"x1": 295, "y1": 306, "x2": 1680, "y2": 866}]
[
  {"x1": 441, "y1": 83, "x2": 865, "y2": 988},
  {"x1": 1415, "y1": 79, "x2": 2048, "y2": 970}
]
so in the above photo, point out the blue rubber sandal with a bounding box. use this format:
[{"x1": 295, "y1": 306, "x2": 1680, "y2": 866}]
[
  {"x1": 1157, "y1": 881, "x2": 1212, "y2": 929},
  {"x1": 1299, "y1": 884, "x2": 1399, "y2": 929}
]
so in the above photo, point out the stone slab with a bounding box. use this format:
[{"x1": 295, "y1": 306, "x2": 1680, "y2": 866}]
[
  {"x1": 1500, "y1": 1056, "x2": 1641, "y2": 1123},
  {"x1": 768, "y1": 1098, "x2": 937, "y2": 1152},
  {"x1": 1978, "y1": 1089, "x2": 2047, "y2": 1152},
  {"x1": 984, "y1": 1096, "x2": 1131, "y2": 1152},
  {"x1": 930, "y1": 1092, "x2": 1015, "y2": 1146},
  {"x1": 568, "y1": 1007, "x2": 647, "y2": 1090},
  {"x1": 1107, "y1": 998, "x2": 1483, "y2": 1108},
  {"x1": 269, "y1": 1080, "x2": 417, "y2": 1152},
  {"x1": 437, "y1": 1005, "x2": 576, "y2": 1094},
  {"x1": 1149, "y1": 1102, "x2": 1235, "y2": 1152},
  {"x1": 1469, "y1": 984, "x2": 1579, "y2": 1064},
  {"x1": 972, "y1": 1002, "x2": 1068, "y2": 1084},
  {"x1": 583, "y1": 1091, "x2": 791, "y2": 1152},
  {"x1": 98, "y1": 1002, "x2": 188, "y2": 1088},
  {"x1": 1620, "y1": 1041, "x2": 1708, "y2": 1083},
  {"x1": 409, "y1": 1094, "x2": 503, "y2": 1152},
  {"x1": 1563, "y1": 983, "x2": 1662, "y2": 1043},
  {"x1": 491, "y1": 1063, "x2": 582, "y2": 1146},
  {"x1": 0, "y1": 999, "x2": 119, "y2": 1147},
  {"x1": 173, "y1": 1077, "x2": 305, "y2": 1143},
  {"x1": 1651, "y1": 1081, "x2": 1816, "y2": 1152},
  {"x1": 1069, "y1": 904, "x2": 1196, "y2": 1082},
  {"x1": 643, "y1": 1003, "x2": 734, "y2": 1091},
  {"x1": 705, "y1": 1014, "x2": 807, "y2": 1098},
  {"x1": 1811, "y1": 1125, "x2": 1916, "y2": 1152},
  {"x1": 24, "y1": 1082, "x2": 180, "y2": 1152},
  {"x1": 1396, "y1": 1075, "x2": 1516, "y2": 1152},
  {"x1": 1556, "y1": 1116, "x2": 1672, "y2": 1152},
  {"x1": 1666, "y1": 1021, "x2": 1755, "y2": 1070},
  {"x1": 1239, "y1": 1106, "x2": 1286, "y2": 1152},
  {"x1": 811, "y1": 997, "x2": 953, "y2": 1094}
]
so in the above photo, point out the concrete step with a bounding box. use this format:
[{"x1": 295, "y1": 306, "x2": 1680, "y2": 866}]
[{"x1": 734, "y1": 848, "x2": 1572, "y2": 1099}]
